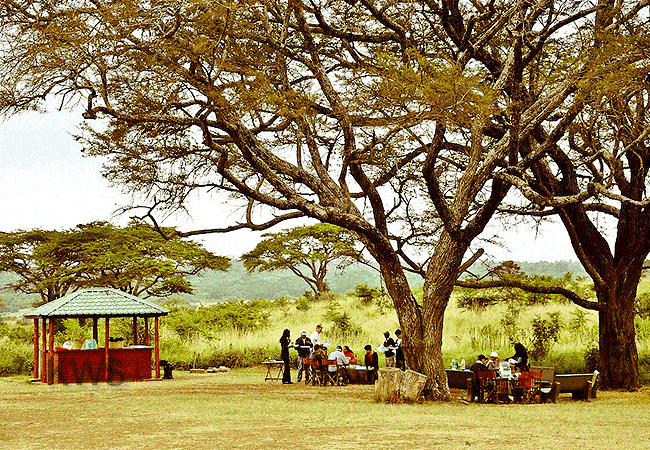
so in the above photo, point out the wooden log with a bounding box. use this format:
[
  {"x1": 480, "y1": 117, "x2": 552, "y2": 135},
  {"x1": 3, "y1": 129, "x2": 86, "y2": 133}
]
[
  {"x1": 376, "y1": 368, "x2": 403, "y2": 402},
  {"x1": 401, "y1": 370, "x2": 428, "y2": 402}
]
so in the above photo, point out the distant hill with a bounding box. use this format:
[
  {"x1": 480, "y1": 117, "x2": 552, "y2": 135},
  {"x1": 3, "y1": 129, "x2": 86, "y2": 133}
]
[
  {"x1": 178, "y1": 259, "x2": 399, "y2": 303},
  {"x1": 0, "y1": 259, "x2": 590, "y2": 311},
  {"x1": 467, "y1": 260, "x2": 588, "y2": 279},
  {"x1": 180, "y1": 259, "x2": 589, "y2": 303}
]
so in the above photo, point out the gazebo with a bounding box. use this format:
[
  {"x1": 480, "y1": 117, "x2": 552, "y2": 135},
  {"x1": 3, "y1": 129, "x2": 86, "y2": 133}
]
[{"x1": 24, "y1": 288, "x2": 170, "y2": 384}]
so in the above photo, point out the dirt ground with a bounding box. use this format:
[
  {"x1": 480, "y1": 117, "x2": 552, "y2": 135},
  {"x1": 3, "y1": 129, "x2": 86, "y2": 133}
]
[{"x1": 1, "y1": 368, "x2": 649, "y2": 450}]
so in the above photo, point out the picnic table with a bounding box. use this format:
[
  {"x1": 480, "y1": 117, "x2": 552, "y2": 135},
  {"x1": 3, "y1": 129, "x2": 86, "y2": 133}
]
[{"x1": 263, "y1": 360, "x2": 285, "y2": 381}]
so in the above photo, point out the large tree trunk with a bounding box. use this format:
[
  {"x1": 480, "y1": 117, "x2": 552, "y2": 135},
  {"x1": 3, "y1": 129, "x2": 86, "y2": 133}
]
[
  {"x1": 598, "y1": 287, "x2": 640, "y2": 390},
  {"x1": 377, "y1": 231, "x2": 467, "y2": 401},
  {"x1": 558, "y1": 202, "x2": 647, "y2": 391},
  {"x1": 594, "y1": 245, "x2": 644, "y2": 390}
]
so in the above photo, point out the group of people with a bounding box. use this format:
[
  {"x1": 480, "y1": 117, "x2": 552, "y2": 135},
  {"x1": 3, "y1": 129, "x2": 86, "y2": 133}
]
[
  {"x1": 279, "y1": 326, "x2": 407, "y2": 385},
  {"x1": 468, "y1": 342, "x2": 530, "y2": 402}
]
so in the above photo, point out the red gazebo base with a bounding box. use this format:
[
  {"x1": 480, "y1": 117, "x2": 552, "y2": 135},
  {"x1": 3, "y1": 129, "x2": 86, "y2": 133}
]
[{"x1": 53, "y1": 346, "x2": 153, "y2": 384}]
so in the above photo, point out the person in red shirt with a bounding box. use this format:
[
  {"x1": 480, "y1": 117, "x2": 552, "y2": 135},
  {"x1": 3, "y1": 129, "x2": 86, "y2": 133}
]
[
  {"x1": 364, "y1": 344, "x2": 379, "y2": 384},
  {"x1": 343, "y1": 346, "x2": 358, "y2": 364}
]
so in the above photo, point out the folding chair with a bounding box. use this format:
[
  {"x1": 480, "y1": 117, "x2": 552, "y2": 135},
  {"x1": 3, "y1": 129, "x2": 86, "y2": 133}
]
[
  {"x1": 310, "y1": 359, "x2": 324, "y2": 386},
  {"x1": 322, "y1": 360, "x2": 338, "y2": 386},
  {"x1": 477, "y1": 371, "x2": 497, "y2": 403},
  {"x1": 302, "y1": 357, "x2": 312, "y2": 385},
  {"x1": 337, "y1": 364, "x2": 349, "y2": 386},
  {"x1": 517, "y1": 371, "x2": 542, "y2": 403}
]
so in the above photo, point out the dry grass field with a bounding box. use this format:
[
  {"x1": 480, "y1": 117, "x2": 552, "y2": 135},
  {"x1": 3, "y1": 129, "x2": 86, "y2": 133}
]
[{"x1": 1, "y1": 367, "x2": 649, "y2": 450}]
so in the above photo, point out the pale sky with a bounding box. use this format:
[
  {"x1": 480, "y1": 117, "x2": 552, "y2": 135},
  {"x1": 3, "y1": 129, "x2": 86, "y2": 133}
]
[{"x1": 0, "y1": 108, "x2": 583, "y2": 263}]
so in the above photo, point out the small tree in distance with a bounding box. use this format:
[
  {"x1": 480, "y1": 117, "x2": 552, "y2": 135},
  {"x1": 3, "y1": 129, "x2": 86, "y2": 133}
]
[
  {"x1": 241, "y1": 224, "x2": 364, "y2": 300},
  {"x1": 0, "y1": 221, "x2": 230, "y2": 303}
]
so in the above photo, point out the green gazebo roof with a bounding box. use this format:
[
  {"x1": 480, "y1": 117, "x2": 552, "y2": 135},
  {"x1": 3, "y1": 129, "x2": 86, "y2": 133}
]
[{"x1": 23, "y1": 288, "x2": 170, "y2": 318}]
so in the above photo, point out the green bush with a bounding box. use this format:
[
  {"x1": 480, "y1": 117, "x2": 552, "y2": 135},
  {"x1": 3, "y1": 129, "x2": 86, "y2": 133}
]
[
  {"x1": 295, "y1": 296, "x2": 310, "y2": 311},
  {"x1": 0, "y1": 337, "x2": 32, "y2": 376},
  {"x1": 324, "y1": 301, "x2": 362, "y2": 338},
  {"x1": 529, "y1": 312, "x2": 561, "y2": 361},
  {"x1": 0, "y1": 323, "x2": 33, "y2": 344},
  {"x1": 161, "y1": 300, "x2": 271, "y2": 339},
  {"x1": 534, "y1": 350, "x2": 586, "y2": 374}
]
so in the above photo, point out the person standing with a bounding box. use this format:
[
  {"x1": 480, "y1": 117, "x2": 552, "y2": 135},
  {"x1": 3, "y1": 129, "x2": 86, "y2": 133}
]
[
  {"x1": 310, "y1": 324, "x2": 323, "y2": 347},
  {"x1": 280, "y1": 328, "x2": 292, "y2": 384},
  {"x1": 364, "y1": 344, "x2": 379, "y2": 384},
  {"x1": 382, "y1": 331, "x2": 396, "y2": 368},
  {"x1": 295, "y1": 329, "x2": 312, "y2": 382},
  {"x1": 394, "y1": 329, "x2": 405, "y2": 371}
]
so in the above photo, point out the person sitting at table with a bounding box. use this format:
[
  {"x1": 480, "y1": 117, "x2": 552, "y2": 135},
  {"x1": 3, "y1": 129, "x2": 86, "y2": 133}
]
[
  {"x1": 469, "y1": 354, "x2": 488, "y2": 402},
  {"x1": 310, "y1": 344, "x2": 325, "y2": 363},
  {"x1": 364, "y1": 344, "x2": 379, "y2": 384},
  {"x1": 327, "y1": 345, "x2": 349, "y2": 384},
  {"x1": 343, "y1": 346, "x2": 358, "y2": 364},
  {"x1": 506, "y1": 342, "x2": 530, "y2": 372},
  {"x1": 487, "y1": 351, "x2": 500, "y2": 373}
]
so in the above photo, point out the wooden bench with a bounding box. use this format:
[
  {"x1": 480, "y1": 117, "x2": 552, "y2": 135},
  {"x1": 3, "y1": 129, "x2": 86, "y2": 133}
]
[{"x1": 555, "y1": 371, "x2": 599, "y2": 400}]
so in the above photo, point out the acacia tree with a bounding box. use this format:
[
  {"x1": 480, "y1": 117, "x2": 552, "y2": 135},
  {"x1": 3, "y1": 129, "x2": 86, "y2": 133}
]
[
  {"x1": 458, "y1": 2, "x2": 650, "y2": 390},
  {"x1": 0, "y1": 0, "x2": 623, "y2": 398},
  {"x1": 241, "y1": 223, "x2": 363, "y2": 299},
  {"x1": 0, "y1": 222, "x2": 230, "y2": 302}
]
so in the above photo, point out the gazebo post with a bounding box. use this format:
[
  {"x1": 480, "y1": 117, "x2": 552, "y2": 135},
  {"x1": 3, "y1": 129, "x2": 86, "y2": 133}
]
[
  {"x1": 92, "y1": 318, "x2": 98, "y2": 346},
  {"x1": 132, "y1": 317, "x2": 138, "y2": 345},
  {"x1": 41, "y1": 318, "x2": 47, "y2": 383},
  {"x1": 154, "y1": 316, "x2": 160, "y2": 379},
  {"x1": 144, "y1": 317, "x2": 150, "y2": 345},
  {"x1": 47, "y1": 319, "x2": 54, "y2": 384},
  {"x1": 33, "y1": 318, "x2": 39, "y2": 380},
  {"x1": 104, "y1": 317, "x2": 110, "y2": 382}
]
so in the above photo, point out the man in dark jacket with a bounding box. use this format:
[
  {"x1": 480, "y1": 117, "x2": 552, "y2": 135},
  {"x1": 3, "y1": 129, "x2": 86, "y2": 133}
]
[
  {"x1": 469, "y1": 354, "x2": 488, "y2": 402},
  {"x1": 382, "y1": 331, "x2": 396, "y2": 368},
  {"x1": 295, "y1": 329, "x2": 312, "y2": 382}
]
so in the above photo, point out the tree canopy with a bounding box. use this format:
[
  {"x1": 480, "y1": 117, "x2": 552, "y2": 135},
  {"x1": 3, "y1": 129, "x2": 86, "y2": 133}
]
[
  {"x1": 0, "y1": 222, "x2": 230, "y2": 303},
  {"x1": 241, "y1": 223, "x2": 364, "y2": 298},
  {"x1": 1, "y1": 0, "x2": 648, "y2": 395}
]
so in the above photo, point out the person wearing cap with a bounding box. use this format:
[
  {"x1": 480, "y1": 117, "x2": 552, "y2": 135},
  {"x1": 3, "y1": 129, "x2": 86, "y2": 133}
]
[
  {"x1": 487, "y1": 351, "x2": 500, "y2": 372},
  {"x1": 382, "y1": 331, "x2": 396, "y2": 368},
  {"x1": 295, "y1": 329, "x2": 312, "y2": 382},
  {"x1": 469, "y1": 354, "x2": 488, "y2": 402}
]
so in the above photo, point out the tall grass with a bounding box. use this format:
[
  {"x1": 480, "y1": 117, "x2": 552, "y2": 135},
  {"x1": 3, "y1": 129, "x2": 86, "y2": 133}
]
[{"x1": 4, "y1": 282, "x2": 650, "y2": 382}]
